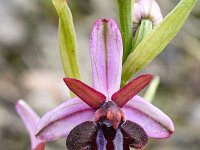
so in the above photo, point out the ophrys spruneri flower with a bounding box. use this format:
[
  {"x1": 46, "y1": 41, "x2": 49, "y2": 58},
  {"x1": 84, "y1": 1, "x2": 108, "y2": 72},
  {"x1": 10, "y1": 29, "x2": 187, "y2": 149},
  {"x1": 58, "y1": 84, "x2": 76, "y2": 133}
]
[{"x1": 35, "y1": 18, "x2": 174, "y2": 150}]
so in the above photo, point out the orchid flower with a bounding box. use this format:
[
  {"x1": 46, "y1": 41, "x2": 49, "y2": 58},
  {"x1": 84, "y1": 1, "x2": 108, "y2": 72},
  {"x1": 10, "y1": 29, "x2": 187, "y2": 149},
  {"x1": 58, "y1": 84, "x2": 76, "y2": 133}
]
[
  {"x1": 15, "y1": 100, "x2": 45, "y2": 150},
  {"x1": 35, "y1": 18, "x2": 174, "y2": 149}
]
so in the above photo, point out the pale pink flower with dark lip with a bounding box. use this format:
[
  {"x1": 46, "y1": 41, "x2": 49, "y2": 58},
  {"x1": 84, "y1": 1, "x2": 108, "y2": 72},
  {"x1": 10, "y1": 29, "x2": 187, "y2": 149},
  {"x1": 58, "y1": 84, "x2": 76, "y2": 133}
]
[
  {"x1": 15, "y1": 100, "x2": 45, "y2": 150},
  {"x1": 35, "y1": 18, "x2": 174, "y2": 149}
]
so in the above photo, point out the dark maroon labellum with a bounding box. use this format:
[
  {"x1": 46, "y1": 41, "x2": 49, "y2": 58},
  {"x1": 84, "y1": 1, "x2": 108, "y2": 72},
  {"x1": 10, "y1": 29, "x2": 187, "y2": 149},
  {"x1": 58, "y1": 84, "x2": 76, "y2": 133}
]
[{"x1": 66, "y1": 119, "x2": 148, "y2": 150}]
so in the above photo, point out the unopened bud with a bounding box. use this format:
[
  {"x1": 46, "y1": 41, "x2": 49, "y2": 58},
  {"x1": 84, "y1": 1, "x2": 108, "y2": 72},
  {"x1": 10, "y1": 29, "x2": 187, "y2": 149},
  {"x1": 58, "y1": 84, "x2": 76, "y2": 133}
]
[{"x1": 133, "y1": 0, "x2": 163, "y2": 26}]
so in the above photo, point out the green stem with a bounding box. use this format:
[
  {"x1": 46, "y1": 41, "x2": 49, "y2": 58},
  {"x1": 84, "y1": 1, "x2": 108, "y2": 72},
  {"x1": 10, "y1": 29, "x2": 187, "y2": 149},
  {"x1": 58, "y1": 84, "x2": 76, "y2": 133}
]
[{"x1": 117, "y1": 0, "x2": 134, "y2": 63}]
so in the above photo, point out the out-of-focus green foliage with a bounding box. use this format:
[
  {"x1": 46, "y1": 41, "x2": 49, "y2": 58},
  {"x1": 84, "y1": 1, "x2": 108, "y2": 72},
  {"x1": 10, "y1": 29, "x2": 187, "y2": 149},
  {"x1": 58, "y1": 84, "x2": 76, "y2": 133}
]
[{"x1": 144, "y1": 76, "x2": 160, "y2": 102}]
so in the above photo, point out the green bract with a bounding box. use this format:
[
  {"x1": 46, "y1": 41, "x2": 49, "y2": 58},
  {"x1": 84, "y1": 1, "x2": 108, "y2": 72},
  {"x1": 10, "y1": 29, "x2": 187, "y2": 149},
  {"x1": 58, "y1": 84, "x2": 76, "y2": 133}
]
[
  {"x1": 53, "y1": 0, "x2": 81, "y2": 97},
  {"x1": 132, "y1": 19, "x2": 153, "y2": 51}
]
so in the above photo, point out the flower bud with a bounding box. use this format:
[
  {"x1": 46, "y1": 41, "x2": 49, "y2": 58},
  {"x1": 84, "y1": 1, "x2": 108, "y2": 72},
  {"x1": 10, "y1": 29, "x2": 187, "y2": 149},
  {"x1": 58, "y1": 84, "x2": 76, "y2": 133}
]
[{"x1": 133, "y1": 0, "x2": 163, "y2": 26}]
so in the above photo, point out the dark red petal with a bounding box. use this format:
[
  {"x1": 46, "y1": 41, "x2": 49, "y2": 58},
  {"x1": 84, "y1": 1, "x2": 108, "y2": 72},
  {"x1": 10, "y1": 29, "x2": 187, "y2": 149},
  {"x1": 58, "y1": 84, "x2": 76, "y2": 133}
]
[
  {"x1": 121, "y1": 120, "x2": 148, "y2": 149},
  {"x1": 111, "y1": 74, "x2": 153, "y2": 107},
  {"x1": 66, "y1": 121, "x2": 97, "y2": 150},
  {"x1": 64, "y1": 78, "x2": 106, "y2": 109}
]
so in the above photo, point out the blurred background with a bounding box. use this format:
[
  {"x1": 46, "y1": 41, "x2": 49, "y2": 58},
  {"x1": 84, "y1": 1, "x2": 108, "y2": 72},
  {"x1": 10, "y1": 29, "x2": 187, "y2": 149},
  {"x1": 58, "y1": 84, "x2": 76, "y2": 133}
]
[{"x1": 0, "y1": 0, "x2": 200, "y2": 150}]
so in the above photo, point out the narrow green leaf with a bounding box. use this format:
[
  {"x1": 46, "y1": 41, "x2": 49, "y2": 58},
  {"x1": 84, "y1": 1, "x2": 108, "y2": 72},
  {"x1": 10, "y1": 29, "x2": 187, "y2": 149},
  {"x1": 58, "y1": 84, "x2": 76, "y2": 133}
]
[
  {"x1": 132, "y1": 19, "x2": 152, "y2": 51},
  {"x1": 122, "y1": 0, "x2": 197, "y2": 83},
  {"x1": 117, "y1": 0, "x2": 134, "y2": 63},
  {"x1": 53, "y1": 0, "x2": 81, "y2": 98},
  {"x1": 144, "y1": 76, "x2": 160, "y2": 102}
]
